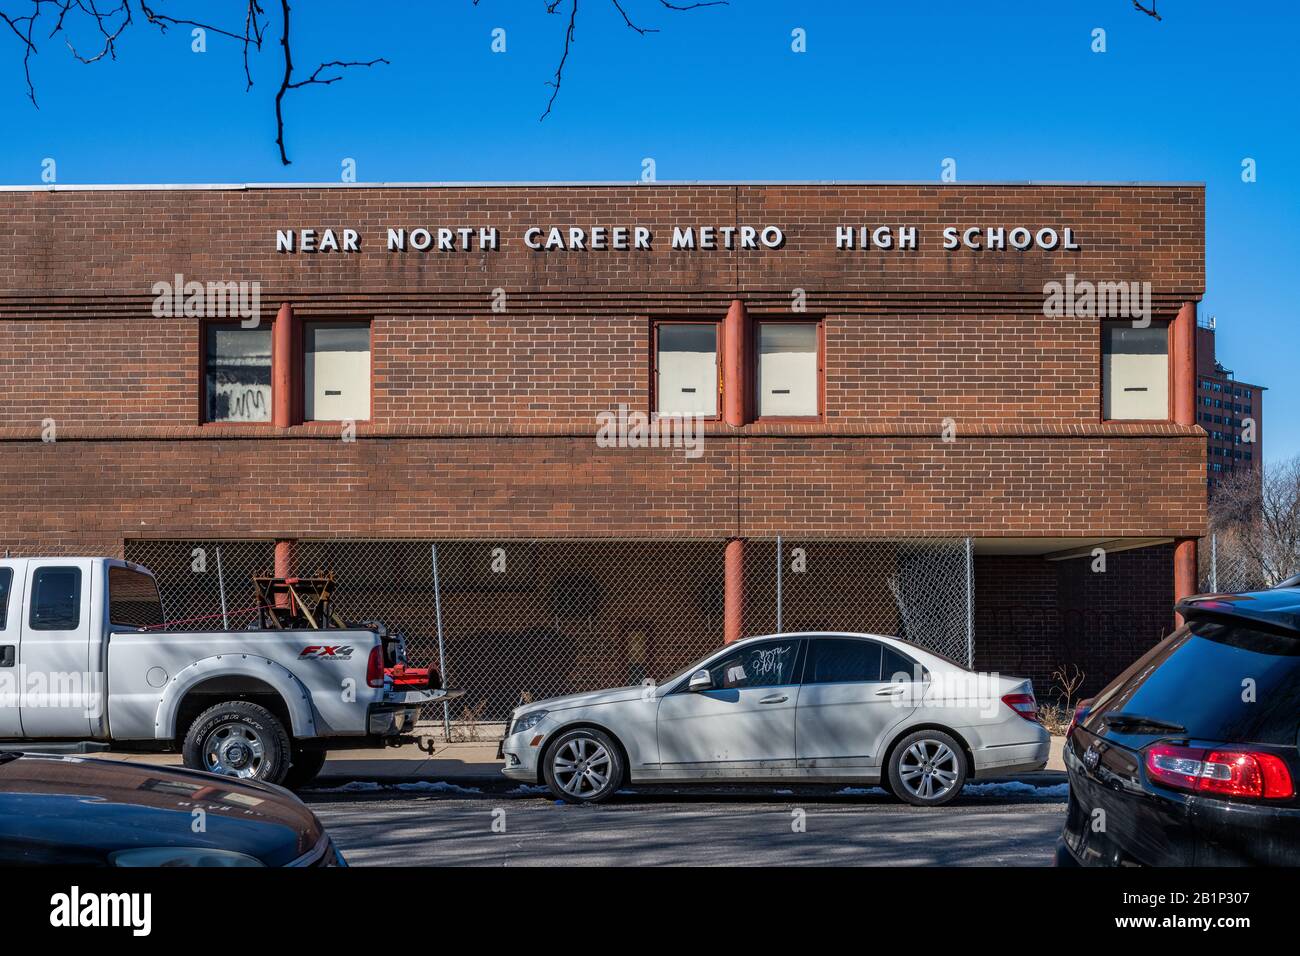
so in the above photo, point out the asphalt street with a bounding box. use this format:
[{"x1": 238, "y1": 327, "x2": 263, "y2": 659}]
[{"x1": 304, "y1": 782, "x2": 1069, "y2": 866}]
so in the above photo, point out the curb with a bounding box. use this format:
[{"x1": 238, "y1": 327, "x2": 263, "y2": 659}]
[{"x1": 304, "y1": 770, "x2": 1069, "y2": 796}]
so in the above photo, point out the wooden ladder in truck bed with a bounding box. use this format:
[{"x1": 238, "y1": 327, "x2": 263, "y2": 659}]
[{"x1": 251, "y1": 573, "x2": 440, "y2": 691}]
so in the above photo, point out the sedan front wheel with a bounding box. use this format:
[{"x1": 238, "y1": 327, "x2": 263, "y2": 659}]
[{"x1": 543, "y1": 728, "x2": 624, "y2": 804}]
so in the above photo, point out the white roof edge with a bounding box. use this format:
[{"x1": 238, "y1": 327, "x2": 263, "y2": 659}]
[{"x1": 0, "y1": 179, "x2": 1207, "y2": 192}]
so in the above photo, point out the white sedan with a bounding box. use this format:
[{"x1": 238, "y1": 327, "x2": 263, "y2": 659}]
[{"x1": 500, "y1": 631, "x2": 1051, "y2": 806}]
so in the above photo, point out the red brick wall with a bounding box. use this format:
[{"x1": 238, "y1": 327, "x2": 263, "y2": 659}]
[
  {"x1": 739, "y1": 436, "x2": 1205, "y2": 538},
  {"x1": 0, "y1": 184, "x2": 1204, "y2": 297},
  {"x1": 372, "y1": 312, "x2": 645, "y2": 425},
  {"x1": 0, "y1": 183, "x2": 1206, "y2": 433},
  {"x1": 0, "y1": 307, "x2": 1190, "y2": 431},
  {"x1": 0, "y1": 315, "x2": 196, "y2": 426},
  {"x1": 974, "y1": 545, "x2": 1176, "y2": 698},
  {"x1": 0, "y1": 434, "x2": 1205, "y2": 548},
  {"x1": 0, "y1": 183, "x2": 1206, "y2": 553}
]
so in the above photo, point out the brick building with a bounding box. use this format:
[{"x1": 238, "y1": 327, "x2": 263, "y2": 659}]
[
  {"x1": 0, "y1": 182, "x2": 1207, "y2": 712},
  {"x1": 1196, "y1": 316, "x2": 1265, "y2": 496}
]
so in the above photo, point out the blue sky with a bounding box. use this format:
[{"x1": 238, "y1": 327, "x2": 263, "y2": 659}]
[{"x1": 1, "y1": 1, "x2": 1294, "y2": 460}]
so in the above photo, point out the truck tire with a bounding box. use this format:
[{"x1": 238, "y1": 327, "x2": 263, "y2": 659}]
[
  {"x1": 281, "y1": 747, "x2": 328, "y2": 790},
  {"x1": 182, "y1": 700, "x2": 292, "y2": 785}
]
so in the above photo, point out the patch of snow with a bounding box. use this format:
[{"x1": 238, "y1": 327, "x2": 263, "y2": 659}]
[
  {"x1": 306, "y1": 780, "x2": 385, "y2": 793},
  {"x1": 963, "y1": 781, "x2": 1069, "y2": 799},
  {"x1": 392, "y1": 780, "x2": 482, "y2": 795},
  {"x1": 837, "y1": 786, "x2": 886, "y2": 795},
  {"x1": 507, "y1": 784, "x2": 550, "y2": 795}
]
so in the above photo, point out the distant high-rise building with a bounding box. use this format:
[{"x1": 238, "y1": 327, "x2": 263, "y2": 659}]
[{"x1": 1196, "y1": 316, "x2": 1265, "y2": 496}]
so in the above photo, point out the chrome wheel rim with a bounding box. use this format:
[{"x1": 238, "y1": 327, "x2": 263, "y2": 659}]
[
  {"x1": 552, "y1": 735, "x2": 612, "y2": 798},
  {"x1": 898, "y1": 739, "x2": 960, "y2": 800},
  {"x1": 203, "y1": 722, "x2": 267, "y2": 779}
]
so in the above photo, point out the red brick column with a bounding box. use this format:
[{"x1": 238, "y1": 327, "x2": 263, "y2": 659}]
[
  {"x1": 1174, "y1": 537, "x2": 1198, "y2": 625},
  {"x1": 722, "y1": 298, "x2": 748, "y2": 643},
  {"x1": 722, "y1": 298, "x2": 747, "y2": 427},
  {"x1": 1172, "y1": 301, "x2": 1197, "y2": 426},
  {"x1": 724, "y1": 538, "x2": 744, "y2": 644},
  {"x1": 1170, "y1": 304, "x2": 1196, "y2": 629},
  {"x1": 272, "y1": 302, "x2": 298, "y2": 428},
  {"x1": 1172, "y1": 302, "x2": 1199, "y2": 627}
]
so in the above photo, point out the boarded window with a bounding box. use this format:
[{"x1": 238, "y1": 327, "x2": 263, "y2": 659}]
[
  {"x1": 1103, "y1": 322, "x2": 1169, "y2": 420},
  {"x1": 656, "y1": 323, "x2": 718, "y2": 416},
  {"x1": 304, "y1": 322, "x2": 371, "y2": 422},
  {"x1": 757, "y1": 322, "x2": 820, "y2": 417}
]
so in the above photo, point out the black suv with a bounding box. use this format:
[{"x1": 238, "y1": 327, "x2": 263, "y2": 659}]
[{"x1": 1059, "y1": 584, "x2": 1300, "y2": 866}]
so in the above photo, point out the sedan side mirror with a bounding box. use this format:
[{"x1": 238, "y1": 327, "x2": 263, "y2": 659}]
[{"x1": 688, "y1": 669, "x2": 713, "y2": 692}]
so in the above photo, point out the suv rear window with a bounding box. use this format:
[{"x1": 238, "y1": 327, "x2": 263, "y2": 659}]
[{"x1": 1087, "y1": 621, "x2": 1300, "y2": 746}]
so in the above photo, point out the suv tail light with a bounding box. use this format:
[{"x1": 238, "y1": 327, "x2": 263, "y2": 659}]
[
  {"x1": 1001, "y1": 692, "x2": 1038, "y2": 722},
  {"x1": 366, "y1": 645, "x2": 385, "y2": 688},
  {"x1": 1066, "y1": 698, "x2": 1093, "y2": 738},
  {"x1": 1145, "y1": 743, "x2": 1294, "y2": 799}
]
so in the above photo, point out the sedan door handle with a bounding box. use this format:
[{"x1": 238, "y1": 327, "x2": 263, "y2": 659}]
[
  {"x1": 758, "y1": 694, "x2": 788, "y2": 705},
  {"x1": 874, "y1": 686, "x2": 906, "y2": 696}
]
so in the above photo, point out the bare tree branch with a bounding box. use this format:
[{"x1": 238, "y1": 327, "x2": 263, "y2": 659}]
[
  {"x1": 0, "y1": 4, "x2": 41, "y2": 105},
  {"x1": 272, "y1": 0, "x2": 387, "y2": 165},
  {"x1": 1132, "y1": 1, "x2": 1162, "y2": 21},
  {"x1": 0, "y1": 0, "x2": 385, "y2": 165},
  {"x1": 139, "y1": 1, "x2": 266, "y2": 91},
  {"x1": 540, "y1": 0, "x2": 577, "y2": 121},
  {"x1": 539, "y1": 0, "x2": 726, "y2": 121},
  {"x1": 1, "y1": 0, "x2": 731, "y2": 158},
  {"x1": 657, "y1": 1, "x2": 727, "y2": 10},
  {"x1": 57, "y1": 0, "x2": 132, "y2": 65},
  {"x1": 1210, "y1": 457, "x2": 1300, "y2": 587}
]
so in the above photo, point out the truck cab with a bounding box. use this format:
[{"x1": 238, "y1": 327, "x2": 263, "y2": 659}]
[{"x1": 0, "y1": 557, "x2": 160, "y2": 740}]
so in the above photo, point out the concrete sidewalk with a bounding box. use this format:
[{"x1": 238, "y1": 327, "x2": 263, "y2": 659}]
[
  {"x1": 86, "y1": 736, "x2": 1066, "y2": 786},
  {"x1": 92, "y1": 740, "x2": 505, "y2": 783}
]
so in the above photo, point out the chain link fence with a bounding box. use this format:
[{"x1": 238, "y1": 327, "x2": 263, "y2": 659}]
[
  {"x1": 124, "y1": 540, "x2": 275, "y2": 631},
  {"x1": 22, "y1": 536, "x2": 972, "y2": 739},
  {"x1": 744, "y1": 537, "x2": 973, "y2": 665},
  {"x1": 291, "y1": 539, "x2": 731, "y2": 737},
  {"x1": 1198, "y1": 531, "x2": 1269, "y2": 594}
]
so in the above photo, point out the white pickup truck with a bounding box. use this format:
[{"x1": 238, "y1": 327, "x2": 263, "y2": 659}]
[{"x1": 0, "y1": 556, "x2": 453, "y2": 788}]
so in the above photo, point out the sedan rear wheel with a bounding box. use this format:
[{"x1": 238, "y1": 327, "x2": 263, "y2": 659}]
[
  {"x1": 888, "y1": 729, "x2": 967, "y2": 807},
  {"x1": 543, "y1": 728, "x2": 624, "y2": 804}
]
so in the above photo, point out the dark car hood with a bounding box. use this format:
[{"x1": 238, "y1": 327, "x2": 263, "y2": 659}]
[{"x1": 0, "y1": 753, "x2": 322, "y2": 866}]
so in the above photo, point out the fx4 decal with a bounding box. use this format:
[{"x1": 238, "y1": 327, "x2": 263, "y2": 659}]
[{"x1": 299, "y1": 645, "x2": 355, "y2": 660}]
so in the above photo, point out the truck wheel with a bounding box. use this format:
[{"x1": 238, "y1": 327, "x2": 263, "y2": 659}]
[
  {"x1": 281, "y1": 747, "x2": 328, "y2": 790},
  {"x1": 183, "y1": 701, "x2": 292, "y2": 785}
]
